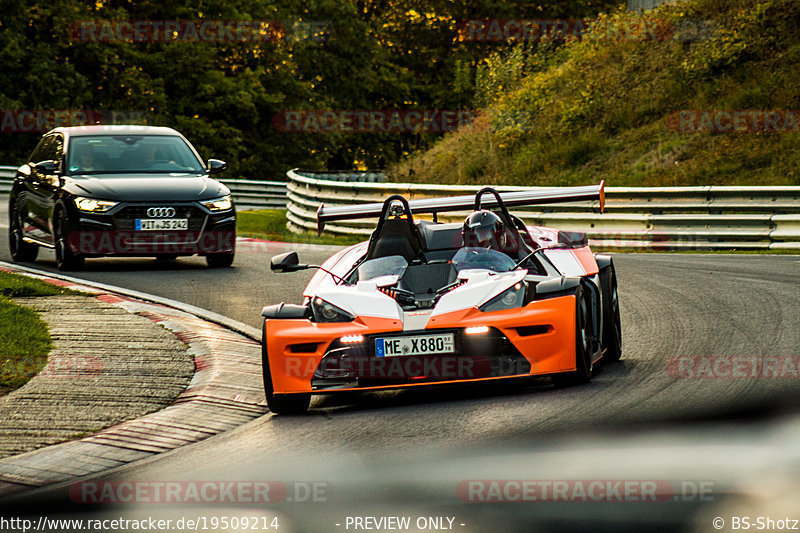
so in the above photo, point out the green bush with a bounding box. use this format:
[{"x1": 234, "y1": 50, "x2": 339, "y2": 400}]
[{"x1": 392, "y1": 0, "x2": 800, "y2": 187}]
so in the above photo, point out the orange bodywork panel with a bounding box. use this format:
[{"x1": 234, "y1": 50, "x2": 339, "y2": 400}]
[
  {"x1": 265, "y1": 295, "x2": 577, "y2": 394},
  {"x1": 572, "y1": 246, "x2": 599, "y2": 275}
]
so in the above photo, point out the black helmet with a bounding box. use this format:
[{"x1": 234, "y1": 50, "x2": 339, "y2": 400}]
[{"x1": 462, "y1": 210, "x2": 505, "y2": 249}]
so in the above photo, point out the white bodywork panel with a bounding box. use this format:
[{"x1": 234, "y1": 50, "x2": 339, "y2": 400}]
[
  {"x1": 432, "y1": 270, "x2": 527, "y2": 318},
  {"x1": 544, "y1": 249, "x2": 587, "y2": 277},
  {"x1": 309, "y1": 255, "x2": 528, "y2": 330},
  {"x1": 315, "y1": 283, "x2": 403, "y2": 320},
  {"x1": 300, "y1": 225, "x2": 585, "y2": 330}
]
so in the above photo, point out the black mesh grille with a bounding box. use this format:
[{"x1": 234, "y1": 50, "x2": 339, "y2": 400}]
[
  {"x1": 400, "y1": 262, "x2": 456, "y2": 297},
  {"x1": 113, "y1": 205, "x2": 207, "y2": 231}
]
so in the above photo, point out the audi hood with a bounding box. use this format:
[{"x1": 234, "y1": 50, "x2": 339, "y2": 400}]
[{"x1": 62, "y1": 173, "x2": 229, "y2": 202}]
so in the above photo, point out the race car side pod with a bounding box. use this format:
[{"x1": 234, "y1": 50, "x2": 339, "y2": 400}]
[
  {"x1": 262, "y1": 302, "x2": 308, "y2": 319},
  {"x1": 532, "y1": 276, "x2": 582, "y2": 300},
  {"x1": 316, "y1": 181, "x2": 605, "y2": 234}
]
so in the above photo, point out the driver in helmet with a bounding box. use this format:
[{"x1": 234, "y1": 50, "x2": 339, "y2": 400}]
[
  {"x1": 454, "y1": 210, "x2": 516, "y2": 272},
  {"x1": 462, "y1": 210, "x2": 506, "y2": 250}
]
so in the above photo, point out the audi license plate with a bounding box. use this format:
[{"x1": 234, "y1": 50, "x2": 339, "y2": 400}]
[
  {"x1": 135, "y1": 219, "x2": 189, "y2": 231},
  {"x1": 375, "y1": 333, "x2": 455, "y2": 357}
]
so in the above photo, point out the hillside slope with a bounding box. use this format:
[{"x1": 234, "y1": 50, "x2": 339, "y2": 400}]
[{"x1": 391, "y1": 0, "x2": 800, "y2": 187}]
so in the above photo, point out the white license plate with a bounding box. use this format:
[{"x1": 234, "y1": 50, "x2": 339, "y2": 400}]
[
  {"x1": 135, "y1": 218, "x2": 188, "y2": 231},
  {"x1": 375, "y1": 333, "x2": 455, "y2": 357}
]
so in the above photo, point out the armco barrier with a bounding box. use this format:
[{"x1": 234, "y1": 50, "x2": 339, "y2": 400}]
[
  {"x1": 4, "y1": 165, "x2": 800, "y2": 250},
  {"x1": 286, "y1": 169, "x2": 800, "y2": 251},
  {"x1": 0, "y1": 166, "x2": 287, "y2": 209},
  {"x1": 0, "y1": 166, "x2": 13, "y2": 194},
  {"x1": 218, "y1": 178, "x2": 287, "y2": 209}
]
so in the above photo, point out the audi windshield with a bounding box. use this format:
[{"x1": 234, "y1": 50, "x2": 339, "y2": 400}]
[{"x1": 67, "y1": 135, "x2": 205, "y2": 175}]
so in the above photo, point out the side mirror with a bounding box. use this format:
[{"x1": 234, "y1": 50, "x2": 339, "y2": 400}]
[
  {"x1": 207, "y1": 159, "x2": 227, "y2": 174},
  {"x1": 271, "y1": 251, "x2": 306, "y2": 272},
  {"x1": 33, "y1": 160, "x2": 58, "y2": 174}
]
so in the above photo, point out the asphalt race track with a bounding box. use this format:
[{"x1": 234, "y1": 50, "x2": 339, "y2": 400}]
[{"x1": 2, "y1": 198, "x2": 800, "y2": 531}]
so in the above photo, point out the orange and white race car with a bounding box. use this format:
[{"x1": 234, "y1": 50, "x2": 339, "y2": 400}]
[{"x1": 261, "y1": 184, "x2": 621, "y2": 414}]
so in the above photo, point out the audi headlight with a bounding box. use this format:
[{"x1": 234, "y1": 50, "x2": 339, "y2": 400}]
[
  {"x1": 311, "y1": 297, "x2": 354, "y2": 323},
  {"x1": 74, "y1": 197, "x2": 118, "y2": 213},
  {"x1": 479, "y1": 282, "x2": 527, "y2": 312},
  {"x1": 201, "y1": 195, "x2": 233, "y2": 212}
]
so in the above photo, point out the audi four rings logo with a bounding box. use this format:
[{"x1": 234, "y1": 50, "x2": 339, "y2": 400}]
[{"x1": 147, "y1": 207, "x2": 176, "y2": 218}]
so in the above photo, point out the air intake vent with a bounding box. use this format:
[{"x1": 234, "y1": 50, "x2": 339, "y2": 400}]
[{"x1": 516, "y1": 325, "x2": 552, "y2": 337}]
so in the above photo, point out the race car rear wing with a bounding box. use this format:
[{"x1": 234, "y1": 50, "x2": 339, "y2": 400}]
[{"x1": 316, "y1": 181, "x2": 605, "y2": 234}]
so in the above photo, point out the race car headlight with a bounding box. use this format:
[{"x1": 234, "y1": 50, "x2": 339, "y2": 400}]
[
  {"x1": 201, "y1": 195, "x2": 233, "y2": 212},
  {"x1": 74, "y1": 197, "x2": 118, "y2": 213},
  {"x1": 312, "y1": 297, "x2": 354, "y2": 323},
  {"x1": 479, "y1": 282, "x2": 526, "y2": 312}
]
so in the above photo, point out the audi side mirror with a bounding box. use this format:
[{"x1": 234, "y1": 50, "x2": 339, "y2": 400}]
[
  {"x1": 208, "y1": 159, "x2": 227, "y2": 174},
  {"x1": 271, "y1": 251, "x2": 307, "y2": 272},
  {"x1": 33, "y1": 160, "x2": 58, "y2": 174}
]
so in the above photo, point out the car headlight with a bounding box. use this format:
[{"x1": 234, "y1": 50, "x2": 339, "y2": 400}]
[
  {"x1": 201, "y1": 195, "x2": 233, "y2": 212},
  {"x1": 479, "y1": 282, "x2": 527, "y2": 312},
  {"x1": 311, "y1": 297, "x2": 354, "y2": 323},
  {"x1": 74, "y1": 197, "x2": 118, "y2": 213}
]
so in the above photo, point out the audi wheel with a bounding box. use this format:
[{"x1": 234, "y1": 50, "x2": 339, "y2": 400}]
[
  {"x1": 54, "y1": 209, "x2": 84, "y2": 271},
  {"x1": 9, "y1": 199, "x2": 39, "y2": 263}
]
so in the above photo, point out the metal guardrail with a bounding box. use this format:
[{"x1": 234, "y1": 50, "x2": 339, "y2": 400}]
[
  {"x1": 286, "y1": 169, "x2": 800, "y2": 251},
  {"x1": 0, "y1": 166, "x2": 287, "y2": 210},
  {"x1": 218, "y1": 178, "x2": 287, "y2": 210},
  {"x1": 0, "y1": 166, "x2": 14, "y2": 194},
  {"x1": 4, "y1": 164, "x2": 800, "y2": 250}
]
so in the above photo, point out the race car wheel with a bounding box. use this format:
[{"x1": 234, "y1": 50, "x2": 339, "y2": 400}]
[
  {"x1": 261, "y1": 321, "x2": 310, "y2": 415},
  {"x1": 552, "y1": 283, "x2": 593, "y2": 386},
  {"x1": 8, "y1": 200, "x2": 39, "y2": 263},
  {"x1": 600, "y1": 261, "x2": 622, "y2": 363},
  {"x1": 54, "y1": 209, "x2": 84, "y2": 271}
]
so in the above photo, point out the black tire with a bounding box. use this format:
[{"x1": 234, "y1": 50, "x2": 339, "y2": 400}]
[
  {"x1": 600, "y1": 261, "x2": 622, "y2": 363},
  {"x1": 54, "y1": 209, "x2": 84, "y2": 271},
  {"x1": 8, "y1": 199, "x2": 39, "y2": 263},
  {"x1": 552, "y1": 283, "x2": 594, "y2": 386},
  {"x1": 206, "y1": 253, "x2": 234, "y2": 268},
  {"x1": 261, "y1": 321, "x2": 310, "y2": 415}
]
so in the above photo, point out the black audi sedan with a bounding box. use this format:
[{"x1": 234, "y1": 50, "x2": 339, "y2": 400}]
[{"x1": 8, "y1": 125, "x2": 236, "y2": 270}]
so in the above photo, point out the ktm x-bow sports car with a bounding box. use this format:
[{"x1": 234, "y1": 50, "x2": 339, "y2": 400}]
[{"x1": 262, "y1": 184, "x2": 621, "y2": 414}]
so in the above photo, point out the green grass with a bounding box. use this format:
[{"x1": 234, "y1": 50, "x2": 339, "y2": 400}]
[
  {"x1": 0, "y1": 300, "x2": 52, "y2": 389},
  {"x1": 0, "y1": 272, "x2": 82, "y2": 391},
  {"x1": 0, "y1": 271, "x2": 82, "y2": 298},
  {"x1": 237, "y1": 209, "x2": 364, "y2": 246},
  {"x1": 391, "y1": 0, "x2": 800, "y2": 188}
]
